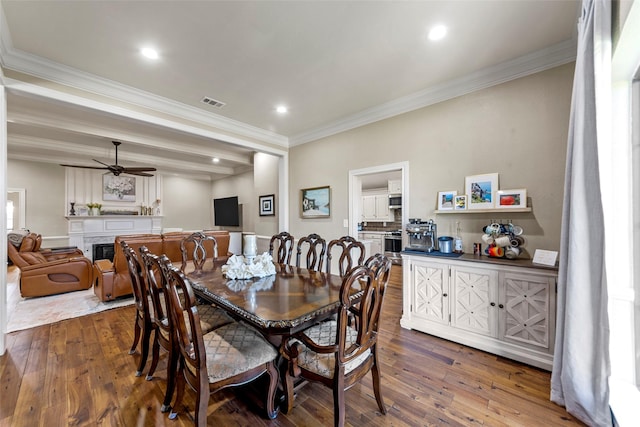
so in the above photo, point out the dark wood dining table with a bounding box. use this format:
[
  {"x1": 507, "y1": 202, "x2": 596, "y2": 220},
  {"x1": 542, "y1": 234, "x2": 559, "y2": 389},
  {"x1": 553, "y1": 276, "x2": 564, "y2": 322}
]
[{"x1": 185, "y1": 262, "x2": 358, "y2": 338}]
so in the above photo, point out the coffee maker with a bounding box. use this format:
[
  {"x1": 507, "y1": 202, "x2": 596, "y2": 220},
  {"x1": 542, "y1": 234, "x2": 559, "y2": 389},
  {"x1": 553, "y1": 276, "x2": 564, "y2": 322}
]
[{"x1": 405, "y1": 218, "x2": 438, "y2": 252}]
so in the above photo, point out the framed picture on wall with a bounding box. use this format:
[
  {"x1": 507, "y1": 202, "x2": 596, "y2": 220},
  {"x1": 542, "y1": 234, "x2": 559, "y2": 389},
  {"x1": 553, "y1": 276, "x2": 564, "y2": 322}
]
[
  {"x1": 300, "y1": 186, "x2": 331, "y2": 218},
  {"x1": 465, "y1": 173, "x2": 498, "y2": 209},
  {"x1": 103, "y1": 175, "x2": 136, "y2": 201},
  {"x1": 259, "y1": 194, "x2": 275, "y2": 216}
]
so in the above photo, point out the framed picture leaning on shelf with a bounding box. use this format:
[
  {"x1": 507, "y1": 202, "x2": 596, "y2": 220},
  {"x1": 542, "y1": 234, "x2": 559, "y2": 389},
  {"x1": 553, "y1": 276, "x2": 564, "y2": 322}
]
[
  {"x1": 437, "y1": 190, "x2": 457, "y2": 210},
  {"x1": 454, "y1": 195, "x2": 467, "y2": 210},
  {"x1": 465, "y1": 173, "x2": 498, "y2": 209},
  {"x1": 496, "y1": 189, "x2": 527, "y2": 208}
]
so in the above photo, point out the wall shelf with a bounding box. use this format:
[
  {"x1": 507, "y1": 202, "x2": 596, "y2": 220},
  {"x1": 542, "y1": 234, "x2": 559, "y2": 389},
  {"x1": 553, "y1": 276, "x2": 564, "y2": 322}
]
[{"x1": 433, "y1": 207, "x2": 531, "y2": 214}]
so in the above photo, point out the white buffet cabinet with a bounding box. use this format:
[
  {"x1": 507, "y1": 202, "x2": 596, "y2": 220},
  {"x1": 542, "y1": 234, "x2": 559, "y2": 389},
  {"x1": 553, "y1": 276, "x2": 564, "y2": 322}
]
[{"x1": 401, "y1": 252, "x2": 557, "y2": 370}]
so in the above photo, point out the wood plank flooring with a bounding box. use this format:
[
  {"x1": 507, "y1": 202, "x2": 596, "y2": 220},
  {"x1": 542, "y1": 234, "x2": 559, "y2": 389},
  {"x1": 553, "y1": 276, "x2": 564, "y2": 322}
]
[{"x1": 0, "y1": 265, "x2": 583, "y2": 426}]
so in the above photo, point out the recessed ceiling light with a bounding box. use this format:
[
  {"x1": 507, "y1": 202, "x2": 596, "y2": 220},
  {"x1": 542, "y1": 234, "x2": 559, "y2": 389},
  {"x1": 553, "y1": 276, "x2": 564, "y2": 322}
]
[
  {"x1": 141, "y1": 47, "x2": 159, "y2": 60},
  {"x1": 212, "y1": 157, "x2": 220, "y2": 163},
  {"x1": 276, "y1": 105, "x2": 288, "y2": 114},
  {"x1": 428, "y1": 25, "x2": 447, "y2": 41}
]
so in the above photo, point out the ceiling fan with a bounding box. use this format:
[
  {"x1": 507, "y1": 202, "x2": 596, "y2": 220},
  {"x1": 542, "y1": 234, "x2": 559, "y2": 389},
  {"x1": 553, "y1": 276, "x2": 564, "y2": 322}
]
[{"x1": 60, "y1": 141, "x2": 157, "y2": 177}]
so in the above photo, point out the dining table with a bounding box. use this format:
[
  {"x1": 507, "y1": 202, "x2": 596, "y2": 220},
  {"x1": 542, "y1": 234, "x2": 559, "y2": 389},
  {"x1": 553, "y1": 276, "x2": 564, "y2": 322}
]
[{"x1": 185, "y1": 261, "x2": 359, "y2": 338}]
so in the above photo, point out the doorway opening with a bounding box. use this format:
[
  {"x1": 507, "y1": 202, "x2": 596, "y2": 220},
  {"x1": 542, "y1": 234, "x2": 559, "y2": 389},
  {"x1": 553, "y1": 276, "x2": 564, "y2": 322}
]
[{"x1": 348, "y1": 161, "x2": 409, "y2": 238}]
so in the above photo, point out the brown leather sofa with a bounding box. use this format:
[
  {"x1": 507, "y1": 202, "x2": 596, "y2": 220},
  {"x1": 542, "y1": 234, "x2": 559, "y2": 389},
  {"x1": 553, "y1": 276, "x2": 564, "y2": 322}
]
[
  {"x1": 7, "y1": 232, "x2": 93, "y2": 298},
  {"x1": 93, "y1": 230, "x2": 231, "y2": 302}
]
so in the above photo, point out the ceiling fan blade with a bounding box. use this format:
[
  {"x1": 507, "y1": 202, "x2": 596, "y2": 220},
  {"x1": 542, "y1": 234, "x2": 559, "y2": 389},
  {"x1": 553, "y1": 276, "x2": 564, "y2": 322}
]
[
  {"x1": 122, "y1": 170, "x2": 155, "y2": 177},
  {"x1": 60, "y1": 164, "x2": 110, "y2": 170},
  {"x1": 93, "y1": 159, "x2": 112, "y2": 168},
  {"x1": 121, "y1": 167, "x2": 157, "y2": 172}
]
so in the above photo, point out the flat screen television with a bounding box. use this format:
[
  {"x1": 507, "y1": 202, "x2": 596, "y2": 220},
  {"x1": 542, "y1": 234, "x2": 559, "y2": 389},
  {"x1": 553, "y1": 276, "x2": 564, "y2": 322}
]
[{"x1": 213, "y1": 196, "x2": 240, "y2": 226}]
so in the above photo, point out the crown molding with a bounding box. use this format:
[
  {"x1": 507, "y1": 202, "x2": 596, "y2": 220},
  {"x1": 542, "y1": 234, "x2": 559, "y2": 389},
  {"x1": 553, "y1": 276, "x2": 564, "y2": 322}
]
[{"x1": 289, "y1": 39, "x2": 577, "y2": 146}]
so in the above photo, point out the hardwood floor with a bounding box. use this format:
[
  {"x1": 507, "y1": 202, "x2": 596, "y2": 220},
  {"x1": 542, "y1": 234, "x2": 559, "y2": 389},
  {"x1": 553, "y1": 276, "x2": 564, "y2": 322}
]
[{"x1": 0, "y1": 265, "x2": 583, "y2": 426}]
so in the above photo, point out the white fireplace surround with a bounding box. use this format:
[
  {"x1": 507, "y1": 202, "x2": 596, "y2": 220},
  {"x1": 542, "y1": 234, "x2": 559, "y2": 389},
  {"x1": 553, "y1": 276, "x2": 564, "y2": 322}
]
[{"x1": 67, "y1": 216, "x2": 162, "y2": 261}]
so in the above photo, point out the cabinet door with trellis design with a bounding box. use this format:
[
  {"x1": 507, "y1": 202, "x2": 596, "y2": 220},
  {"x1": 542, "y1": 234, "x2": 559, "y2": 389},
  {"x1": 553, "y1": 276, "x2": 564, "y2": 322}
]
[
  {"x1": 451, "y1": 266, "x2": 498, "y2": 337},
  {"x1": 411, "y1": 261, "x2": 449, "y2": 325},
  {"x1": 499, "y1": 271, "x2": 556, "y2": 352}
]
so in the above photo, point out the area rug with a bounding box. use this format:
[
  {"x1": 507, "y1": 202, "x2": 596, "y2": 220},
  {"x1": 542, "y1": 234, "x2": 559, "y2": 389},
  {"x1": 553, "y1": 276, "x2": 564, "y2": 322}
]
[{"x1": 7, "y1": 287, "x2": 134, "y2": 333}]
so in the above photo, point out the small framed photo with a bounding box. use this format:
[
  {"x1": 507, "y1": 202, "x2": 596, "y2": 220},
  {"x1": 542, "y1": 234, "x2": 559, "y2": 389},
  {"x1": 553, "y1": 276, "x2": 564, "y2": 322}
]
[
  {"x1": 437, "y1": 191, "x2": 457, "y2": 210},
  {"x1": 496, "y1": 189, "x2": 527, "y2": 208},
  {"x1": 465, "y1": 173, "x2": 499, "y2": 209},
  {"x1": 301, "y1": 186, "x2": 331, "y2": 218},
  {"x1": 259, "y1": 194, "x2": 275, "y2": 216},
  {"x1": 454, "y1": 195, "x2": 468, "y2": 210},
  {"x1": 77, "y1": 206, "x2": 89, "y2": 216}
]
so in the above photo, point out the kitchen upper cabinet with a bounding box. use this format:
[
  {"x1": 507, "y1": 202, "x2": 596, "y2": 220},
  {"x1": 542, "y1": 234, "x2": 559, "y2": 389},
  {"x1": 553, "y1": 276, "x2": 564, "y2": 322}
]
[
  {"x1": 401, "y1": 254, "x2": 557, "y2": 370},
  {"x1": 362, "y1": 194, "x2": 392, "y2": 222},
  {"x1": 388, "y1": 179, "x2": 402, "y2": 195}
]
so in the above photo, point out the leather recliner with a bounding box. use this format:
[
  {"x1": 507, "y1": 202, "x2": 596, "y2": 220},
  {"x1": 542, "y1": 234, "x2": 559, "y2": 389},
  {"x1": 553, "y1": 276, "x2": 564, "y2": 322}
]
[
  {"x1": 93, "y1": 230, "x2": 231, "y2": 302},
  {"x1": 7, "y1": 232, "x2": 93, "y2": 298}
]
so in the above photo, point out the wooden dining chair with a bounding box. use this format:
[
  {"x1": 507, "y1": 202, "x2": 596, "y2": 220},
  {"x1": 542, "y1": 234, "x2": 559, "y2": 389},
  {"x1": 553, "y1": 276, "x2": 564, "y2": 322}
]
[
  {"x1": 139, "y1": 246, "x2": 235, "y2": 413},
  {"x1": 121, "y1": 241, "x2": 156, "y2": 377},
  {"x1": 269, "y1": 231, "x2": 294, "y2": 264},
  {"x1": 282, "y1": 255, "x2": 392, "y2": 427},
  {"x1": 326, "y1": 235, "x2": 366, "y2": 277},
  {"x1": 180, "y1": 231, "x2": 218, "y2": 274},
  {"x1": 165, "y1": 266, "x2": 279, "y2": 425},
  {"x1": 295, "y1": 233, "x2": 327, "y2": 271}
]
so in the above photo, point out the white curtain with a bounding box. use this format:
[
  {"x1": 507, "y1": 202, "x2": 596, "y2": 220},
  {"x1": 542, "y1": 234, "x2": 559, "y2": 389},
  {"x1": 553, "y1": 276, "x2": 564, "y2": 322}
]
[{"x1": 550, "y1": 1, "x2": 611, "y2": 426}]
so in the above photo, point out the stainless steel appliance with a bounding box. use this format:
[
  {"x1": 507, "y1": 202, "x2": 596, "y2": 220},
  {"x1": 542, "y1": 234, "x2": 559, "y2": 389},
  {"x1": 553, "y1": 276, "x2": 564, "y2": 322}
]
[
  {"x1": 405, "y1": 218, "x2": 438, "y2": 252},
  {"x1": 383, "y1": 231, "x2": 403, "y2": 265},
  {"x1": 388, "y1": 195, "x2": 402, "y2": 209}
]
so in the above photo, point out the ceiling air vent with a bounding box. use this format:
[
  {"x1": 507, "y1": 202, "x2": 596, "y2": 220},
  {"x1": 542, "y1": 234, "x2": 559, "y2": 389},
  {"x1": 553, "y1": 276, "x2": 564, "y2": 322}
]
[{"x1": 201, "y1": 96, "x2": 226, "y2": 109}]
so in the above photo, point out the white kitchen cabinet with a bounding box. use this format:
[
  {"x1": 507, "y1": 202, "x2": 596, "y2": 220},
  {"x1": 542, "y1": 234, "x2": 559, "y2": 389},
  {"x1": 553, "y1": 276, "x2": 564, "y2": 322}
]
[
  {"x1": 359, "y1": 232, "x2": 383, "y2": 255},
  {"x1": 410, "y1": 260, "x2": 449, "y2": 325},
  {"x1": 388, "y1": 179, "x2": 402, "y2": 195},
  {"x1": 401, "y1": 253, "x2": 557, "y2": 370},
  {"x1": 361, "y1": 194, "x2": 392, "y2": 222}
]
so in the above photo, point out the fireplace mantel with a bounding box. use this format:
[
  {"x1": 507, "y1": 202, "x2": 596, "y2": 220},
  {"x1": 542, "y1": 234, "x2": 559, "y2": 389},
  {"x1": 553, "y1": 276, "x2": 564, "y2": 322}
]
[{"x1": 67, "y1": 215, "x2": 162, "y2": 260}]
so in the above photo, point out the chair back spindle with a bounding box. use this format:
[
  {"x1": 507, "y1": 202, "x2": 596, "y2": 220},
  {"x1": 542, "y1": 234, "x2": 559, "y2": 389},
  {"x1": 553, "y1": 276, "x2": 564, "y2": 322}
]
[
  {"x1": 295, "y1": 233, "x2": 327, "y2": 271},
  {"x1": 180, "y1": 231, "x2": 218, "y2": 273},
  {"x1": 326, "y1": 236, "x2": 366, "y2": 277},
  {"x1": 269, "y1": 231, "x2": 294, "y2": 264}
]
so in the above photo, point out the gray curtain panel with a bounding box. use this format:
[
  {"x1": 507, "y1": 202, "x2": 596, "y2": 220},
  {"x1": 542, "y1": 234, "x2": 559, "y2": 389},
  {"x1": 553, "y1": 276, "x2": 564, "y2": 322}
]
[{"x1": 550, "y1": 0, "x2": 611, "y2": 425}]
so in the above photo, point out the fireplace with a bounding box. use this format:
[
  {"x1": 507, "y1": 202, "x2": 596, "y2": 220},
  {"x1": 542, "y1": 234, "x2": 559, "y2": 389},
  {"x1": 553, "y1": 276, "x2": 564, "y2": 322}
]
[{"x1": 93, "y1": 243, "x2": 115, "y2": 262}]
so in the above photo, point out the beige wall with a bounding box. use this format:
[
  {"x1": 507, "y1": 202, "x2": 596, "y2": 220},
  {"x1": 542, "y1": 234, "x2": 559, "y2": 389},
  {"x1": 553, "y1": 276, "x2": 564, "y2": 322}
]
[
  {"x1": 210, "y1": 170, "x2": 254, "y2": 232},
  {"x1": 162, "y1": 175, "x2": 214, "y2": 231},
  {"x1": 289, "y1": 63, "x2": 574, "y2": 254},
  {"x1": 8, "y1": 159, "x2": 67, "y2": 238}
]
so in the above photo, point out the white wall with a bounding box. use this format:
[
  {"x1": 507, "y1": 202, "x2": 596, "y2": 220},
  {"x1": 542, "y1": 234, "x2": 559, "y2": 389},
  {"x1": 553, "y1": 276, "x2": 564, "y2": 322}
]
[{"x1": 289, "y1": 63, "x2": 574, "y2": 253}]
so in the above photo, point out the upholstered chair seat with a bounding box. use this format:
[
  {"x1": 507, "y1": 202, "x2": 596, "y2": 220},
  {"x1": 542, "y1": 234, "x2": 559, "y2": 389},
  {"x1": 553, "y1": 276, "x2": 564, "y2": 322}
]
[
  {"x1": 292, "y1": 320, "x2": 370, "y2": 378},
  {"x1": 187, "y1": 322, "x2": 278, "y2": 383}
]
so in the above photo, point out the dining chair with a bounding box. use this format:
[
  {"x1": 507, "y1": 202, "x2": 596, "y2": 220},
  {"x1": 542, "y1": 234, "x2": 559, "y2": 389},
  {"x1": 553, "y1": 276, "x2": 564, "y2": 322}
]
[
  {"x1": 269, "y1": 231, "x2": 294, "y2": 264},
  {"x1": 165, "y1": 266, "x2": 279, "y2": 425},
  {"x1": 295, "y1": 233, "x2": 327, "y2": 271},
  {"x1": 326, "y1": 235, "x2": 366, "y2": 277},
  {"x1": 180, "y1": 231, "x2": 218, "y2": 274},
  {"x1": 139, "y1": 246, "x2": 235, "y2": 413},
  {"x1": 121, "y1": 241, "x2": 156, "y2": 377},
  {"x1": 282, "y1": 255, "x2": 392, "y2": 427}
]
